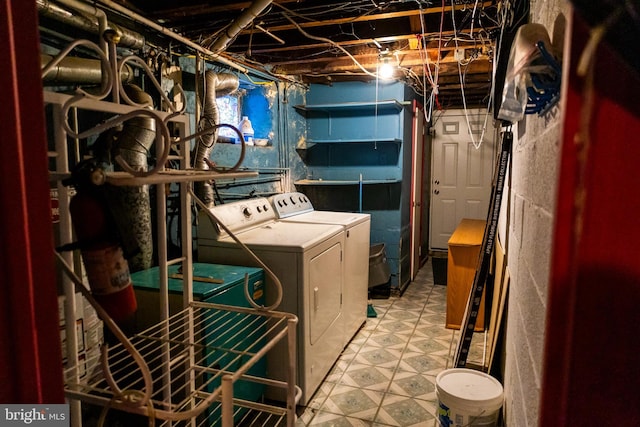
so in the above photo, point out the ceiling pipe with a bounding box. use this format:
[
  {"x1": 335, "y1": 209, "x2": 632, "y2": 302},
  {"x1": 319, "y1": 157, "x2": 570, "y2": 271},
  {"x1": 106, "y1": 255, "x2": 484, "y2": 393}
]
[
  {"x1": 95, "y1": 0, "x2": 248, "y2": 73},
  {"x1": 38, "y1": 0, "x2": 99, "y2": 38},
  {"x1": 53, "y1": 0, "x2": 108, "y2": 54},
  {"x1": 210, "y1": 0, "x2": 274, "y2": 54},
  {"x1": 41, "y1": 54, "x2": 134, "y2": 85},
  {"x1": 37, "y1": 0, "x2": 145, "y2": 50}
]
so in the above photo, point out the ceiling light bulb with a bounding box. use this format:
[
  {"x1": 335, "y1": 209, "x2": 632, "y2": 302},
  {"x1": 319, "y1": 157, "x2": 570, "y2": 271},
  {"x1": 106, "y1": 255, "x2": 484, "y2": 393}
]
[{"x1": 379, "y1": 59, "x2": 394, "y2": 80}]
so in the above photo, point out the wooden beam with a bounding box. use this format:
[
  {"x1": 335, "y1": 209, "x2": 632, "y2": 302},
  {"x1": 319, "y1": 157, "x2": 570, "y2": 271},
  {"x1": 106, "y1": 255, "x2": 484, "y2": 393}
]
[
  {"x1": 147, "y1": 0, "x2": 300, "y2": 20},
  {"x1": 245, "y1": 27, "x2": 494, "y2": 55},
  {"x1": 271, "y1": 50, "x2": 492, "y2": 76},
  {"x1": 269, "y1": 47, "x2": 491, "y2": 67},
  {"x1": 238, "y1": 1, "x2": 495, "y2": 34}
]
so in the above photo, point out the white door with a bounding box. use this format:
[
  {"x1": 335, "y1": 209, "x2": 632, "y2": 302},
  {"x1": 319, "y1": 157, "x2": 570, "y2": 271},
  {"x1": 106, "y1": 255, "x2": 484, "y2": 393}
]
[
  {"x1": 410, "y1": 101, "x2": 425, "y2": 279},
  {"x1": 429, "y1": 109, "x2": 496, "y2": 250}
]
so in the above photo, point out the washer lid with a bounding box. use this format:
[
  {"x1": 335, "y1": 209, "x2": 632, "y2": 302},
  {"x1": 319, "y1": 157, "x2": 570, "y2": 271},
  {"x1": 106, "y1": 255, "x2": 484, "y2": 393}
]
[{"x1": 207, "y1": 220, "x2": 343, "y2": 251}]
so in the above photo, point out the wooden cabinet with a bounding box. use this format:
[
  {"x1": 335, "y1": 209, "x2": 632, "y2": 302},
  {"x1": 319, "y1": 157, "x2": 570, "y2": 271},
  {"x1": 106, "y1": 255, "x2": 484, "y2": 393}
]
[{"x1": 446, "y1": 218, "x2": 486, "y2": 330}]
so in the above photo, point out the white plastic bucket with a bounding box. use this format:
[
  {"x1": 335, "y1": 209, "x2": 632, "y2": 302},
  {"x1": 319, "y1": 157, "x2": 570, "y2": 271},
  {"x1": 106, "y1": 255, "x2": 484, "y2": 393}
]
[{"x1": 436, "y1": 368, "x2": 504, "y2": 427}]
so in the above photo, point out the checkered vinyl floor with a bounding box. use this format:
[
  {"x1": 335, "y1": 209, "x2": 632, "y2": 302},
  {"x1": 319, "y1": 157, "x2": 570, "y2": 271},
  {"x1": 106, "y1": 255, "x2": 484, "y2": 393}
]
[{"x1": 295, "y1": 259, "x2": 486, "y2": 426}]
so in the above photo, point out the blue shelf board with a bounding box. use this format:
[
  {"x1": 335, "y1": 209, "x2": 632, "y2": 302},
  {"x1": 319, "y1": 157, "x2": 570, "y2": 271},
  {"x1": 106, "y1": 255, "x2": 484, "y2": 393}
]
[
  {"x1": 294, "y1": 179, "x2": 401, "y2": 186},
  {"x1": 306, "y1": 138, "x2": 402, "y2": 144},
  {"x1": 294, "y1": 100, "x2": 405, "y2": 113}
]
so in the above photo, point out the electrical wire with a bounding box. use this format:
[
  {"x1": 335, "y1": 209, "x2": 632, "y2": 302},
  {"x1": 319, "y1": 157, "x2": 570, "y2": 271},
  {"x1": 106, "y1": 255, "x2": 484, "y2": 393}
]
[
  {"x1": 416, "y1": 1, "x2": 436, "y2": 123},
  {"x1": 470, "y1": 0, "x2": 480, "y2": 40},
  {"x1": 434, "y1": 0, "x2": 447, "y2": 112},
  {"x1": 280, "y1": 13, "x2": 379, "y2": 78},
  {"x1": 450, "y1": 0, "x2": 492, "y2": 149},
  {"x1": 489, "y1": 0, "x2": 511, "y2": 123},
  {"x1": 272, "y1": 1, "x2": 375, "y2": 22}
]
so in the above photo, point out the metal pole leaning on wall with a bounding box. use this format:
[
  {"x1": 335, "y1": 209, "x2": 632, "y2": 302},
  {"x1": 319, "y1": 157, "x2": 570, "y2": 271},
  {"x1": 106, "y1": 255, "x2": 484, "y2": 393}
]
[{"x1": 454, "y1": 130, "x2": 513, "y2": 368}]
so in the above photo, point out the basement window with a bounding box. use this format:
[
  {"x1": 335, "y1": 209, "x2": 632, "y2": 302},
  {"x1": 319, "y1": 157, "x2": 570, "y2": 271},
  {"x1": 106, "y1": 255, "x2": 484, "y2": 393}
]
[{"x1": 216, "y1": 94, "x2": 240, "y2": 141}]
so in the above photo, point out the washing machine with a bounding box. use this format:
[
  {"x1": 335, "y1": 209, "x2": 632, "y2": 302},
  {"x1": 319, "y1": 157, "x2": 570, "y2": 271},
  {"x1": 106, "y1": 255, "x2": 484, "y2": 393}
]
[
  {"x1": 270, "y1": 192, "x2": 370, "y2": 347},
  {"x1": 197, "y1": 197, "x2": 344, "y2": 405}
]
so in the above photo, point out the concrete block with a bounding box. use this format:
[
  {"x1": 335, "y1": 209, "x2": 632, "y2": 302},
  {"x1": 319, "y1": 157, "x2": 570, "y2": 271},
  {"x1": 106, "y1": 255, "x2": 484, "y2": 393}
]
[
  {"x1": 531, "y1": 123, "x2": 561, "y2": 212},
  {"x1": 504, "y1": 329, "x2": 527, "y2": 426},
  {"x1": 505, "y1": 299, "x2": 542, "y2": 425},
  {"x1": 528, "y1": 208, "x2": 554, "y2": 301},
  {"x1": 511, "y1": 193, "x2": 526, "y2": 249},
  {"x1": 515, "y1": 263, "x2": 547, "y2": 378}
]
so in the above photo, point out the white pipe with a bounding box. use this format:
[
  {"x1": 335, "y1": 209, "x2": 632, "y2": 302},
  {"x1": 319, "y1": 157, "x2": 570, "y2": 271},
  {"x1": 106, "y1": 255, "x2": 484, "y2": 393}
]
[
  {"x1": 95, "y1": 0, "x2": 248, "y2": 73},
  {"x1": 255, "y1": 24, "x2": 285, "y2": 45}
]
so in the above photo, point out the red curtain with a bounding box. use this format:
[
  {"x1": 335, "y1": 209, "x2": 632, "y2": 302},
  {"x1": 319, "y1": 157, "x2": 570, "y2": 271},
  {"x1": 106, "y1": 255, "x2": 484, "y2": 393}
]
[
  {"x1": 540, "y1": 10, "x2": 640, "y2": 426},
  {"x1": 0, "y1": 0, "x2": 64, "y2": 403}
]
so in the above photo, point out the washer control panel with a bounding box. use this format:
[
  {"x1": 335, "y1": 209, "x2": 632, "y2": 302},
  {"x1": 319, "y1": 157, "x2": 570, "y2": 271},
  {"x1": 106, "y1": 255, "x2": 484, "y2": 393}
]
[
  {"x1": 198, "y1": 197, "x2": 275, "y2": 238},
  {"x1": 270, "y1": 192, "x2": 314, "y2": 218}
]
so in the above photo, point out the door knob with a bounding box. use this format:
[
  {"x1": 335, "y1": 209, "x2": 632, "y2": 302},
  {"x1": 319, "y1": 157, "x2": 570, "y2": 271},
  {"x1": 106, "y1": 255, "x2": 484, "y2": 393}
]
[{"x1": 434, "y1": 189, "x2": 440, "y2": 195}]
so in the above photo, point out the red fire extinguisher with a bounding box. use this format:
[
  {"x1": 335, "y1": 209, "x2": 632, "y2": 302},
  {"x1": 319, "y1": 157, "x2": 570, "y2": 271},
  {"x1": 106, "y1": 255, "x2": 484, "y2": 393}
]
[{"x1": 66, "y1": 161, "x2": 137, "y2": 329}]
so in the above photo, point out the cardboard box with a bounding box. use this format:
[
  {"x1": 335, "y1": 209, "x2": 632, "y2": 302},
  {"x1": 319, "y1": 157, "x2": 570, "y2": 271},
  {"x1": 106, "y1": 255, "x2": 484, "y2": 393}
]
[
  {"x1": 58, "y1": 293, "x2": 103, "y2": 369},
  {"x1": 446, "y1": 219, "x2": 486, "y2": 330}
]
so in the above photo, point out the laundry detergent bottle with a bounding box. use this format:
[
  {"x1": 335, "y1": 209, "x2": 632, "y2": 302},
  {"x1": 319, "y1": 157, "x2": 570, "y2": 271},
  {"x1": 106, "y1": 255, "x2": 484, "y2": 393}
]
[{"x1": 239, "y1": 116, "x2": 254, "y2": 145}]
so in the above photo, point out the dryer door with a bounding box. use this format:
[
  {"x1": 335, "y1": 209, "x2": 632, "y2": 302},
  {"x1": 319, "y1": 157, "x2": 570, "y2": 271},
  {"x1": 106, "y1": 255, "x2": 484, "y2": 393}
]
[{"x1": 308, "y1": 241, "x2": 343, "y2": 344}]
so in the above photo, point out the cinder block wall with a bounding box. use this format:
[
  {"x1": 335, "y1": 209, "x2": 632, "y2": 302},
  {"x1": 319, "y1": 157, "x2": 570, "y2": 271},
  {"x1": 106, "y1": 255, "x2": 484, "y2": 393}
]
[{"x1": 499, "y1": 0, "x2": 570, "y2": 425}]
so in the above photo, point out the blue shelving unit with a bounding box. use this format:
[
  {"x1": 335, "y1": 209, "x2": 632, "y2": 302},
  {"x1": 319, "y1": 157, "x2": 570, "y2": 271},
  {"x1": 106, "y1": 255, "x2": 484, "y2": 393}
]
[{"x1": 294, "y1": 81, "x2": 415, "y2": 289}]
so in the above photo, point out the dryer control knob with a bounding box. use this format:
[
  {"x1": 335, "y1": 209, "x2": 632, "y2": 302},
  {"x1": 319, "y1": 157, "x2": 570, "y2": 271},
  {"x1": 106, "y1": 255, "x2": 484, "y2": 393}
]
[
  {"x1": 263, "y1": 204, "x2": 269, "y2": 211},
  {"x1": 242, "y1": 207, "x2": 252, "y2": 217}
]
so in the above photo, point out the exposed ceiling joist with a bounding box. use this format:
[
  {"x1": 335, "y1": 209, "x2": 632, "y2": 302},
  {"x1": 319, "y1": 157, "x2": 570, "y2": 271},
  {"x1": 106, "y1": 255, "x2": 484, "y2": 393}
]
[
  {"x1": 70, "y1": 0, "x2": 504, "y2": 108},
  {"x1": 236, "y1": 1, "x2": 495, "y2": 35}
]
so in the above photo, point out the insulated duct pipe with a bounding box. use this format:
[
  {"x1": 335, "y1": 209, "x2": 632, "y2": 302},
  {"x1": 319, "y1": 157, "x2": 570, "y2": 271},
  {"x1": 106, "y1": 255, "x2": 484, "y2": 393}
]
[
  {"x1": 101, "y1": 84, "x2": 156, "y2": 272},
  {"x1": 37, "y1": 0, "x2": 145, "y2": 50},
  {"x1": 194, "y1": 71, "x2": 239, "y2": 208},
  {"x1": 41, "y1": 54, "x2": 134, "y2": 85},
  {"x1": 210, "y1": 0, "x2": 274, "y2": 54}
]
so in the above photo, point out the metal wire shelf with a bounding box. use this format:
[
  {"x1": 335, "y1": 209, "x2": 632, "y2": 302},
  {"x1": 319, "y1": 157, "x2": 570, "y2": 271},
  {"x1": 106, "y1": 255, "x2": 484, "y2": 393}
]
[
  {"x1": 63, "y1": 301, "x2": 297, "y2": 424},
  {"x1": 45, "y1": 40, "x2": 297, "y2": 425}
]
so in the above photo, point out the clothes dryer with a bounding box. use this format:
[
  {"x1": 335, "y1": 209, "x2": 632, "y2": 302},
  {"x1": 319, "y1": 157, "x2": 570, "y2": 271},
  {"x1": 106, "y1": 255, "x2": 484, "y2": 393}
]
[
  {"x1": 197, "y1": 197, "x2": 344, "y2": 405},
  {"x1": 270, "y1": 192, "x2": 370, "y2": 347}
]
